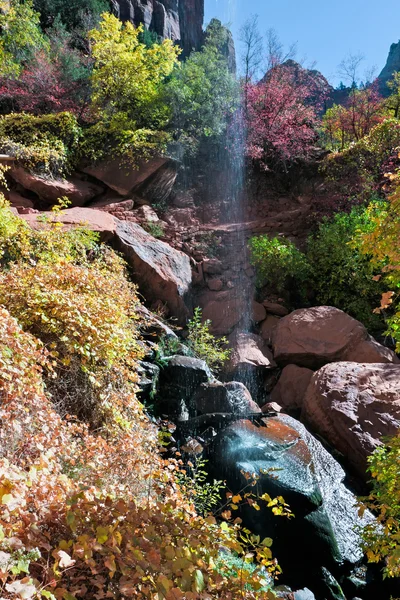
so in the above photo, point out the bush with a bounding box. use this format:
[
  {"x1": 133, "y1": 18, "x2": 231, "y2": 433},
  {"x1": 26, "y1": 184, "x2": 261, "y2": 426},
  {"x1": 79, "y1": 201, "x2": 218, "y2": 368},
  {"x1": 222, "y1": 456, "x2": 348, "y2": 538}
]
[
  {"x1": 307, "y1": 205, "x2": 387, "y2": 332},
  {"x1": 187, "y1": 307, "x2": 231, "y2": 372},
  {"x1": 249, "y1": 235, "x2": 311, "y2": 299},
  {"x1": 360, "y1": 435, "x2": 400, "y2": 578},
  {"x1": 0, "y1": 111, "x2": 82, "y2": 176}
]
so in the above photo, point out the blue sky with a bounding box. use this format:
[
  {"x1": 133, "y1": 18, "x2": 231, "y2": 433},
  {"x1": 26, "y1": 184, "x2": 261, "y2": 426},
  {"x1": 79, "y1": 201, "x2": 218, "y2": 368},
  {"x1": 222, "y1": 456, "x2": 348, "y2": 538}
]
[{"x1": 204, "y1": 0, "x2": 400, "y2": 86}]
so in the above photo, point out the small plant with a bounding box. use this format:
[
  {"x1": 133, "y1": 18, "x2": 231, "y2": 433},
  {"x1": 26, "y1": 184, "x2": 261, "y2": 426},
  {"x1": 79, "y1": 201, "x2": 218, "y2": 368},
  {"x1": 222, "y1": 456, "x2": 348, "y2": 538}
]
[
  {"x1": 143, "y1": 221, "x2": 165, "y2": 239},
  {"x1": 187, "y1": 307, "x2": 231, "y2": 372},
  {"x1": 176, "y1": 456, "x2": 225, "y2": 517}
]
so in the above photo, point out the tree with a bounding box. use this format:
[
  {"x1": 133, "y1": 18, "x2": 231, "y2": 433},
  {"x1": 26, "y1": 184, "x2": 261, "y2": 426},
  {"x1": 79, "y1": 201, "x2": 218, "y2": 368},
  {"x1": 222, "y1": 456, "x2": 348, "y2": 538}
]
[
  {"x1": 239, "y1": 14, "x2": 263, "y2": 86},
  {"x1": 33, "y1": 0, "x2": 110, "y2": 31},
  {"x1": 245, "y1": 64, "x2": 319, "y2": 168},
  {"x1": 86, "y1": 12, "x2": 180, "y2": 162},
  {"x1": 0, "y1": 0, "x2": 49, "y2": 77},
  {"x1": 322, "y1": 86, "x2": 384, "y2": 150},
  {"x1": 386, "y1": 71, "x2": 400, "y2": 119},
  {"x1": 338, "y1": 52, "x2": 365, "y2": 88},
  {"x1": 165, "y1": 19, "x2": 239, "y2": 152}
]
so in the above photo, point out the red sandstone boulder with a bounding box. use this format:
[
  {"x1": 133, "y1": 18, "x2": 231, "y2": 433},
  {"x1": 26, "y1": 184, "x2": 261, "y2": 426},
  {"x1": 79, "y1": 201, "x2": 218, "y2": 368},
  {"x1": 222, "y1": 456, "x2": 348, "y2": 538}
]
[
  {"x1": 271, "y1": 364, "x2": 314, "y2": 411},
  {"x1": 20, "y1": 208, "x2": 116, "y2": 241},
  {"x1": 199, "y1": 290, "x2": 244, "y2": 336},
  {"x1": 115, "y1": 221, "x2": 192, "y2": 323},
  {"x1": 10, "y1": 167, "x2": 103, "y2": 206},
  {"x1": 260, "y1": 314, "x2": 280, "y2": 344},
  {"x1": 82, "y1": 156, "x2": 168, "y2": 195},
  {"x1": 302, "y1": 362, "x2": 400, "y2": 477},
  {"x1": 272, "y1": 306, "x2": 398, "y2": 368},
  {"x1": 252, "y1": 301, "x2": 266, "y2": 323},
  {"x1": 7, "y1": 191, "x2": 34, "y2": 209},
  {"x1": 228, "y1": 333, "x2": 276, "y2": 372},
  {"x1": 263, "y1": 300, "x2": 289, "y2": 316}
]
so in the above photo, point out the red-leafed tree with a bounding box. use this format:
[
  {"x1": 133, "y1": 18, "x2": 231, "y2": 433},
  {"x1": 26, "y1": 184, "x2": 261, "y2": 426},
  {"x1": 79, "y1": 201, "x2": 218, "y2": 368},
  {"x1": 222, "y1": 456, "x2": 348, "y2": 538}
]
[{"x1": 245, "y1": 63, "x2": 321, "y2": 169}]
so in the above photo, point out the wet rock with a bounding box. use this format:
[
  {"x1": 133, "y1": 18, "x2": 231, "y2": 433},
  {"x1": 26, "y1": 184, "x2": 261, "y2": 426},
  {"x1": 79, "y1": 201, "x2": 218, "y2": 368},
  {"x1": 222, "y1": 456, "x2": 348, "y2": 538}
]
[
  {"x1": 135, "y1": 160, "x2": 178, "y2": 205},
  {"x1": 293, "y1": 590, "x2": 316, "y2": 600},
  {"x1": 303, "y1": 362, "x2": 400, "y2": 478},
  {"x1": 207, "y1": 414, "x2": 373, "y2": 592},
  {"x1": 192, "y1": 380, "x2": 260, "y2": 416},
  {"x1": 202, "y1": 258, "x2": 223, "y2": 275},
  {"x1": 82, "y1": 156, "x2": 169, "y2": 195},
  {"x1": 207, "y1": 278, "x2": 223, "y2": 292},
  {"x1": 272, "y1": 306, "x2": 398, "y2": 368},
  {"x1": 136, "y1": 361, "x2": 160, "y2": 402},
  {"x1": 158, "y1": 355, "x2": 212, "y2": 419},
  {"x1": 260, "y1": 314, "x2": 280, "y2": 344},
  {"x1": 262, "y1": 401, "x2": 282, "y2": 413},
  {"x1": 252, "y1": 300, "x2": 267, "y2": 323},
  {"x1": 271, "y1": 365, "x2": 314, "y2": 412},
  {"x1": 199, "y1": 290, "x2": 244, "y2": 336},
  {"x1": 20, "y1": 208, "x2": 116, "y2": 241},
  {"x1": 228, "y1": 332, "x2": 276, "y2": 371},
  {"x1": 115, "y1": 221, "x2": 192, "y2": 323},
  {"x1": 10, "y1": 167, "x2": 103, "y2": 206}
]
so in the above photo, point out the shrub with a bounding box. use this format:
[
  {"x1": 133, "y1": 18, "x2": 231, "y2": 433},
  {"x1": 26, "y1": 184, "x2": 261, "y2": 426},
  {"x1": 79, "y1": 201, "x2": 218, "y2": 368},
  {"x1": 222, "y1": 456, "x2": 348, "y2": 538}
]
[
  {"x1": 0, "y1": 111, "x2": 82, "y2": 176},
  {"x1": 307, "y1": 204, "x2": 387, "y2": 331},
  {"x1": 360, "y1": 435, "x2": 400, "y2": 578},
  {"x1": 249, "y1": 235, "x2": 311, "y2": 298},
  {"x1": 187, "y1": 307, "x2": 231, "y2": 372}
]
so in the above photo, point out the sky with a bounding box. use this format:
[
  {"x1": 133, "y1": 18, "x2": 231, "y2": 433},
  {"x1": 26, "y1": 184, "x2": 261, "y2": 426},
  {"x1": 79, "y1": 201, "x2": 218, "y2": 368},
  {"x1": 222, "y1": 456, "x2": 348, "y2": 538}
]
[{"x1": 204, "y1": 0, "x2": 400, "y2": 86}]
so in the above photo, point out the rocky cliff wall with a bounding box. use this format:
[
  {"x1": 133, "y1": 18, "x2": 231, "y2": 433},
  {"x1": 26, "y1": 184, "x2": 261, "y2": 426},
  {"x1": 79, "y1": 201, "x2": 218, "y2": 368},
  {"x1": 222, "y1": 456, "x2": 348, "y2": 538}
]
[
  {"x1": 378, "y1": 40, "x2": 400, "y2": 95},
  {"x1": 110, "y1": 0, "x2": 204, "y2": 55}
]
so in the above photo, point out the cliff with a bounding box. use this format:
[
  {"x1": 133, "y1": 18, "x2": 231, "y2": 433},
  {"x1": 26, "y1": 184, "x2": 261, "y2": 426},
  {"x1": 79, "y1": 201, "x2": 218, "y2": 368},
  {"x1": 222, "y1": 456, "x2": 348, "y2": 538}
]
[
  {"x1": 110, "y1": 0, "x2": 204, "y2": 56},
  {"x1": 378, "y1": 40, "x2": 400, "y2": 95}
]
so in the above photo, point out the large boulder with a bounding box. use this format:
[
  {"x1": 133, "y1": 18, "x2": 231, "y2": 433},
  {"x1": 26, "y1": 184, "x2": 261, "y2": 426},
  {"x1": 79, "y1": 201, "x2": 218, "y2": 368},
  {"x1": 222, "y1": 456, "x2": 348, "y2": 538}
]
[
  {"x1": 115, "y1": 221, "x2": 192, "y2": 322},
  {"x1": 271, "y1": 364, "x2": 314, "y2": 412},
  {"x1": 199, "y1": 290, "x2": 244, "y2": 336},
  {"x1": 20, "y1": 208, "x2": 117, "y2": 241},
  {"x1": 272, "y1": 306, "x2": 398, "y2": 368},
  {"x1": 192, "y1": 380, "x2": 260, "y2": 416},
  {"x1": 10, "y1": 167, "x2": 103, "y2": 206},
  {"x1": 302, "y1": 362, "x2": 400, "y2": 478},
  {"x1": 82, "y1": 156, "x2": 170, "y2": 196},
  {"x1": 227, "y1": 332, "x2": 277, "y2": 403},
  {"x1": 158, "y1": 355, "x2": 212, "y2": 419},
  {"x1": 207, "y1": 414, "x2": 373, "y2": 594}
]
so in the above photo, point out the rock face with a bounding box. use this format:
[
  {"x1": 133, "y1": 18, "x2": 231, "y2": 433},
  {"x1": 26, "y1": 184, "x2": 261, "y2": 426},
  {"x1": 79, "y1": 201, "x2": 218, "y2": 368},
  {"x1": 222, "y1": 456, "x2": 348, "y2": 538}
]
[
  {"x1": 110, "y1": 0, "x2": 204, "y2": 56},
  {"x1": 303, "y1": 362, "x2": 400, "y2": 478},
  {"x1": 207, "y1": 414, "x2": 372, "y2": 594},
  {"x1": 10, "y1": 167, "x2": 103, "y2": 206},
  {"x1": 378, "y1": 40, "x2": 400, "y2": 95},
  {"x1": 115, "y1": 221, "x2": 192, "y2": 322},
  {"x1": 20, "y1": 208, "x2": 117, "y2": 241},
  {"x1": 83, "y1": 156, "x2": 170, "y2": 196},
  {"x1": 271, "y1": 364, "x2": 314, "y2": 412},
  {"x1": 272, "y1": 306, "x2": 398, "y2": 368}
]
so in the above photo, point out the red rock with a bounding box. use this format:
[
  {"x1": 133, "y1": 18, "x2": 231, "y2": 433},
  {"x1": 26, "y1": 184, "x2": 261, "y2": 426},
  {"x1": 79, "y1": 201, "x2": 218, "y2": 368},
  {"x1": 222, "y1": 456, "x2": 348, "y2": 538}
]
[
  {"x1": 252, "y1": 301, "x2": 266, "y2": 323},
  {"x1": 345, "y1": 336, "x2": 399, "y2": 364},
  {"x1": 199, "y1": 290, "x2": 244, "y2": 336},
  {"x1": 271, "y1": 364, "x2": 314, "y2": 411},
  {"x1": 10, "y1": 167, "x2": 103, "y2": 206},
  {"x1": 302, "y1": 362, "x2": 400, "y2": 478},
  {"x1": 272, "y1": 306, "x2": 398, "y2": 368},
  {"x1": 115, "y1": 221, "x2": 192, "y2": 324},
  {"x1": 135, "y1": 205, "x2": 160, "y2": 222},
  {"x1": 7, "y1": 191, "x2": 34, "y2": 208},
  {"x1": 20, "y1": 208, "x2": 117, "y2": 241},
  {"x1": 228, "y1": 332, "x2": 276, "y2": 372},
  {"x1": 261, "y1": 402, "x2": 282, "y2": 413},
  {"x1": 260, "y1": 314, "x2": 280, "y2": 344},
  {"x1": 202, "y1": 258, "x2": 223, "y2": 275},
  {"x1": 164, "y1": 208, "x2": 199, "y2": 227},
  {"x1": 82, "y1": 156, "x2": 168, "y2": 195},
  {"x1": 262, "y1": 300, "x2": 289, "y2": 316},
  {"x1": 207, "y1": 278, "x2": 223, "y2": 291},
  {"x1": 91, "y1": 198, "x2": 134, "y2": 211}
]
